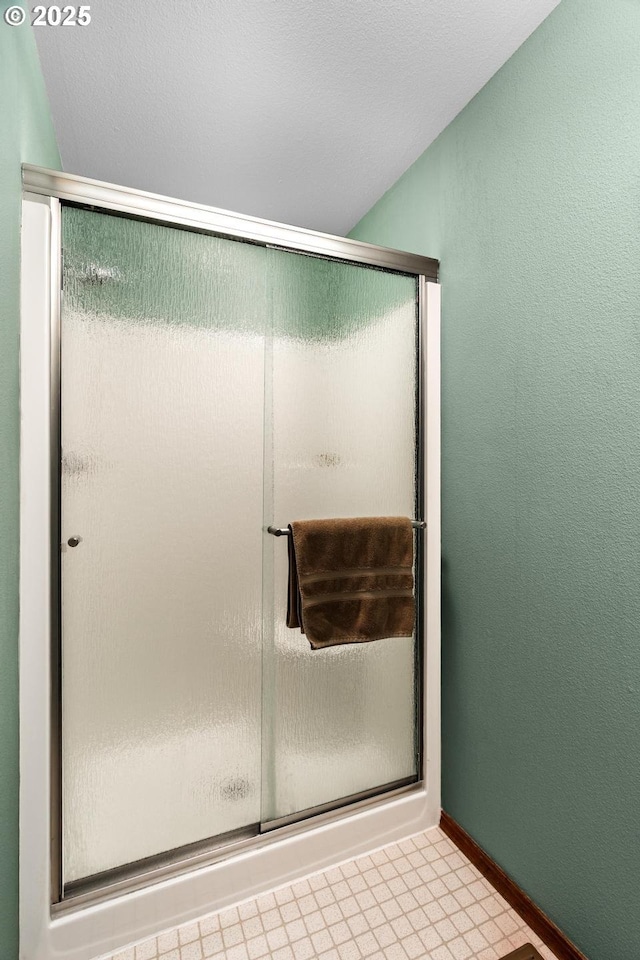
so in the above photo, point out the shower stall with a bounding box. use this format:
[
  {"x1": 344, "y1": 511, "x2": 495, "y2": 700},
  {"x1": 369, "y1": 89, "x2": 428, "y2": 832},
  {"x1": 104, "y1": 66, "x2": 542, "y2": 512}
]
[{"x1": 19, "y1": 166, "x2": 440, "y2": 960}]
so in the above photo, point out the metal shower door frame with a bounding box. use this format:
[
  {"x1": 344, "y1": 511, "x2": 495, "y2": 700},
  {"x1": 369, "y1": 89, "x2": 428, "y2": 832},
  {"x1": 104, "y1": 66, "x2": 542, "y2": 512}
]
[{"x1": 21, "y1": 164, "x2": 439, "y2": 911}]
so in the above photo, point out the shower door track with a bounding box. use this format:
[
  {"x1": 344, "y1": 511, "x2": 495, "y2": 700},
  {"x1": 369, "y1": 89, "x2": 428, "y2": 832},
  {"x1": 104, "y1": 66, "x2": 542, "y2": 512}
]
[
  {"x1": 57, "y1": 778, "x2": 418, "y2": 912},
  {"x1": 21, "y1": 164, "x2": 439, "y2": 916}
]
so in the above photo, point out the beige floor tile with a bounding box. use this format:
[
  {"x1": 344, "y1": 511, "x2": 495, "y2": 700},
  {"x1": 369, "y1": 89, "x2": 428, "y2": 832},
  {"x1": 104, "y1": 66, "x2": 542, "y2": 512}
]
[{"x1": 98, "y1": 826, "x2": 563, "y2": 960}]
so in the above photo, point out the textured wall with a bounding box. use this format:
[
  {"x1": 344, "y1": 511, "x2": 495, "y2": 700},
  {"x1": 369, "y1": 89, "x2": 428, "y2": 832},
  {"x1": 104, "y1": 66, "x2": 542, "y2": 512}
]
[
  {"x1": 350, "y1": 1, "x2": 640, "y2": 957},
  {"x1": 0, "y1": 8, "x2": 60, "y2": 956}
]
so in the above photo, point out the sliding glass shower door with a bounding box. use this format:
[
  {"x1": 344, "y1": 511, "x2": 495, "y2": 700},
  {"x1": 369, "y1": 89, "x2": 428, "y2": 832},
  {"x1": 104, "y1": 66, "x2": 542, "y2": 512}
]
[
  {"x1": 261, "y1": 249, "x2": 419, "y2": 826},
  {"x1": 59, "y1": 204, "x2": 421, "y2": 893},
  {"x1": 60, "y1": 210, "x2": 267, "y2": 884}
]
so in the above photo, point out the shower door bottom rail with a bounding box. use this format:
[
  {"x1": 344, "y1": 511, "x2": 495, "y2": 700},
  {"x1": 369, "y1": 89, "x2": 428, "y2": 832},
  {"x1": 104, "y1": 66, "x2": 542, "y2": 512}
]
[
  {"x1": 58, "y1": 823, "x2": 261, "y2": 910},
  {"x1": 53, "y1": 777, "x2": 423, "y2": 912},
  {"x1": 259, "y1": 775, "x2": 419, "y2": 832}
]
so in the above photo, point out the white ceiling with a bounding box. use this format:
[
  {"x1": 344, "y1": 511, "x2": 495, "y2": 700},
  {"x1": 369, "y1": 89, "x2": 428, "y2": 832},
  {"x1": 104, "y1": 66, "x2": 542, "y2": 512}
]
[{"x1": 35, "y1": 0, "x2": 560, "y2": 236}]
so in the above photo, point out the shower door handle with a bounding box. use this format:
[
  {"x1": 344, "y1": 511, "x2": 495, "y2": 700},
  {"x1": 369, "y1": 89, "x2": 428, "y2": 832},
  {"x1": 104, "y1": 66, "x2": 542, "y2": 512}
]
[{"x1": 67, "y1": 535, "x2": 83, "y2": 548}]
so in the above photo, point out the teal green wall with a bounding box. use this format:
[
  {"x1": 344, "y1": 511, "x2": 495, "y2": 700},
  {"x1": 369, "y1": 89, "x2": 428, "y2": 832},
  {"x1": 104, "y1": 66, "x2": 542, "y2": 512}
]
[
  {"x1": 0, "y1": 9, "x2": 60, "y2": 957},
  {"x1": 351, "y1": 2, "x2": 640, "y2": 958}
]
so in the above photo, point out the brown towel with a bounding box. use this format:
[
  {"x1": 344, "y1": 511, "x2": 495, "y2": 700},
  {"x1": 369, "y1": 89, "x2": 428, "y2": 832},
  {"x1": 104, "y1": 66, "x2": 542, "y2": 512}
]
[{"x1": 286, "y1": 517, "x2": 415, "y2": 649}]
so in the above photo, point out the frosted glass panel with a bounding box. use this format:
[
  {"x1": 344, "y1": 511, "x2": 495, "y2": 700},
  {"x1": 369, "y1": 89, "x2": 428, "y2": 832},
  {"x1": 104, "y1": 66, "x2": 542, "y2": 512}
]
[
  {"x1": 60, "y1": 209, "x2": 266, "y2": 883},
  {"x1": 262, "y1": 251, "x2": 419, "y2": 823},
  {"x1": 59, "y1": 207, "x2": 420, "y2": 881}
]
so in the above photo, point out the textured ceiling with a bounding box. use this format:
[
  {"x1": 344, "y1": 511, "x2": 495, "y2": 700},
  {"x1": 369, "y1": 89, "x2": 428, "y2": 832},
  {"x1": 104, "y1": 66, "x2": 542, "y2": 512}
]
[{"x1": 35, "y1": 0, "x2": 560, "y2": 235}]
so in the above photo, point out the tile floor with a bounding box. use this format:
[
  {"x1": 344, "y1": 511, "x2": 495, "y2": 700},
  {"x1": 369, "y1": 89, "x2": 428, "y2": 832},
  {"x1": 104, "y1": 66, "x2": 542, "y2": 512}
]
[{"x1": 103, "y1": 827, "x2": 557, "y2": 960}]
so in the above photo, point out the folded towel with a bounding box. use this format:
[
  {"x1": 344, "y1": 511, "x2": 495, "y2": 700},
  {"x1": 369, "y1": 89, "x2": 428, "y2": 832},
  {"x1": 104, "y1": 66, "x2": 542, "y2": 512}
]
[{"x1": 286, "y1": 517, "x2": 415, "y2": 649}]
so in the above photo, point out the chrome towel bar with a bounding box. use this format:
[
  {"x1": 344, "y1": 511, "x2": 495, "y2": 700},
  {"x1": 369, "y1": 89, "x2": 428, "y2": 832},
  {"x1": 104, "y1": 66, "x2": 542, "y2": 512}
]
[{"x1": 267, "y1": 520, "x2": 426, "y2": 537}]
